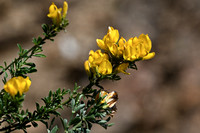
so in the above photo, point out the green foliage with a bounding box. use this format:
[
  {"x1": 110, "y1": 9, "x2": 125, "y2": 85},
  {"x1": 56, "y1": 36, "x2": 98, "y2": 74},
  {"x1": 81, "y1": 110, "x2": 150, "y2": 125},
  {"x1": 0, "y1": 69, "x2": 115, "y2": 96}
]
[
  {"x1": 0, "y1": 82, "x2": 115, "y2": 132},
  {"x1": 0, "y1": 2, "x2": 146, "y2": 133},
  {"x1": 0, "y1": 11, "x2": 72, "y2": 132},
  {"x1": 0, "y1": 90, "x2": 25, "y2": 118},
  {"x1": 0, "y1": 13, "x2": 116, "y2": 132},
  {"x1": 0, "y1": 88, "x2": 68, "y2": 132},
  {"x1": 0, "y1": 19, "x2": 69, "y2": 83}
]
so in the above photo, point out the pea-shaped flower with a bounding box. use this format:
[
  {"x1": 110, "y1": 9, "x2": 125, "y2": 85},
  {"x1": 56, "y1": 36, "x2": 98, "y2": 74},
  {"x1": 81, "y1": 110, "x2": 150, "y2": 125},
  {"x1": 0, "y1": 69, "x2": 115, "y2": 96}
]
[
  {"x1": 114, "y1": 63, "x2": 130, "y2": 75},
  {"x1": 84, "y1": 60, "x2": 91, "y2": 76},
  {"x1": 4, "y1": 76, "x2": 31, "y2": 96},
  {"x1": 96, "y1": 27, "x2": 125, "y2": 58},
  {"x1": 47, "y1": 1, "x2": 68, "y2": 26},
  {"x1": 123, "y1": 34, "x2": 155, "y2": 61},
  {"x1": 98, "y1": 59, "x2": 112, "y2": 75},
  {"x1": 84, "y1": 50, "x2": 112, "y2": 76}
]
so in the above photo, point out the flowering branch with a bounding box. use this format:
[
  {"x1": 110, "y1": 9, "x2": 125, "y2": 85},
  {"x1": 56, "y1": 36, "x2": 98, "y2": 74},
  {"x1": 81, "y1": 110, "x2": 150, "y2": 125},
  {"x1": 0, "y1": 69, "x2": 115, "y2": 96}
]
[{"x1": 0, "y1": 1, "x2": 155, "y2": 133}]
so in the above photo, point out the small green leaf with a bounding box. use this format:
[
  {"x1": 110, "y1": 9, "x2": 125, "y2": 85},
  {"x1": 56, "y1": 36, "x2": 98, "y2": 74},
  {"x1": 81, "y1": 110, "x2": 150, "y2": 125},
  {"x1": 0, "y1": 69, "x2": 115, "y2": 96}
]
[
  {"x1": 42, "y1": 24, "x2": 48, "y2": 33},
  {"x1": 29, "y1": 68, "x2": 37, "y2": 73},
  {"x1": 4, "y1": 61, "x2": 7, "y2": 67},
  {"x1": 106, "y1": 117, "x2": 111, "y2": 122},
  {"x1": 97, "y1": 120, "x2": 107, "y2": 124},
  {"x1": 71, "y1": 99, "x2": 75, "y2": 110},
  {"x1": 69, "y1": 117, "x2": 81, "y2": 126},
  {"x1": 85, "y1": 129, "x2": 90, "y2": 133},
  {"x1": 17, "y1": 43, "x2": 23, "y2": 53},
  {"x1": 33, "y1": 54, "x2": 46, "y2": 58},
  {"x1": 49, "y1": 117, "x2": 56, "y2": 129},
  {"x1": 31, "y1": 121, "x2": 38, "y2": 127},
  {"x1": 50, "y1": 39, "x2": 54, "y2": 42},
  {"x1": 74, "y1": 104, "x2": 85, "y2": 112},
  {"x1": 24, "y1": 63, "x2": 36, "y2": 67},
  {"x1": 85, "y1": 115, "x2": 95, "y2": 122},
  {"x1": 107, "y1": 123, "x2": 114, "y2": 127},
  {"x1": 32, "y1": 37, "x2": 38, "y2": 45},
  {"x1": 36, "y1": 103, "x2": 40, "y2": 110},
  {"x1": 50, "y1": 125, "x2": 59, "y2": 133},
  {"x1": 5, "y1": 71, "x2": 8, "y2": 78},
  {"x1": 60, "y1": 118, "x2": 68, "y2": 130}
]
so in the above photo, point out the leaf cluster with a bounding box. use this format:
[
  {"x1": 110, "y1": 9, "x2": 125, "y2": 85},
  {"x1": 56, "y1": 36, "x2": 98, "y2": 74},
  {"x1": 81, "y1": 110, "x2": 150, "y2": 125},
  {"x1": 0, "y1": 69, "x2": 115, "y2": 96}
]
[
  {"x1": 0, "y1": 88, "x2": 70, "y2": 133},
  {"x1": 0, "y1": 18, "x2": 70, "y2": 132}
]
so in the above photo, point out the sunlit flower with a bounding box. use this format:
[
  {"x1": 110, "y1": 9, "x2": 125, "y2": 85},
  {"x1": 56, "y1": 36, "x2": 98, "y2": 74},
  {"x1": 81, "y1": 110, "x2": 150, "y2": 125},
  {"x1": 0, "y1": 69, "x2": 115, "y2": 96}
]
[
  {"x1": 106, "y1": 26, "x2": 119, "y2": 44},
  {"x1": 84, "y1": 50, "x2": 112, "y2": 76},
  {"x1": 96, "y1": 39, "x2": 108, "y2": 52},
  {"x1": 114, "y1": 63, "x2": 130, "y2": 75},
  {"x1": 47, "y1": 1, "x2": 68, "y2": 26},
  {"x1": 88, "y1": 50, "x2": 109, "y2": 68},
  {"x1": 4, "y1": 76, "x2": 31, "y2": 96},
  {"x1": 84, "y1": 60, "x2": 91, "y2": 76},
  {"x1": 96, "y1": 27, "x2": 128, "y2": 59},
  {"x1": 98, "y1": 59, "x2": 112, "y2": 75},
  {"x1": 123, "y1": 34, "x2": 155, "y2": 61},
  {"x1": 62, "y1": 1, "x2": 68, "y2": 18},
  {"x1": 109, "y1": 37, "x2": 126, "y2": 58}
]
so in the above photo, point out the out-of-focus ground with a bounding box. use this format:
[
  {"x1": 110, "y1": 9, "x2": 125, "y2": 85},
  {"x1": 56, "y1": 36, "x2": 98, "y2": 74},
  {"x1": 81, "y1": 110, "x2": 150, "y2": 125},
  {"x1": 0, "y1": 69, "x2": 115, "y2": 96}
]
[{"x1": 1, "y1": 0, "x2": 200, "y2": 132}]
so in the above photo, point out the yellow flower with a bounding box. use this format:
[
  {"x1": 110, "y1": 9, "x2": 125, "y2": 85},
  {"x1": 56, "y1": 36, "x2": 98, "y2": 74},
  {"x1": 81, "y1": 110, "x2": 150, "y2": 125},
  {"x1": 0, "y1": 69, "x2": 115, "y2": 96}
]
[
  {"x1": 85, "y1": 50, "x2": 112, "y2": 76},
  {"x1": 108, "y1": 37, "x2": 126, "y2": 58},
  {"x1": 117, "y1": 37, "x2": 126, "y2": 55},
  {"x1": 106, "y1": 26, "x2": 119, "y2": 44},
  {"x1": 123, "y1": 34, "x2": 155, "y2": 61},
  {"x1": 98, "y1": 59, "x2": 112, "y2": 75},
  {"x1": 96, "y1": 39, "x2": 108, "y2": 52},
  {"x1": 97, "y1": 27, "x2": 126, "y2": 58},
  {"x1": 97, "y1": 26, "x2": 119, "y2": 50},
  {"x1": 4, "y1": 76, "x2": 31, "y2": 96},
  {"x1": 47, "y1": 1, "x2": 68, "y2": 26},
  {"x1": 62, "y1": 1, "x2": 68, "y2": 18},
  {"x1": 96, "y1": 90, "x2": 118, "y2": 109},
  {"x1": 114, "y1": 63, "x2": 130, "y2": 75},
  {"x1": 84, "y1": 60, "x2": 91, "y2": 76},
  {"x1": 142, "y1": 52, "x2": 155, "y2": 60},
  {"x1": 88, "y1": 50, "x2": 109, "y2": 68}
]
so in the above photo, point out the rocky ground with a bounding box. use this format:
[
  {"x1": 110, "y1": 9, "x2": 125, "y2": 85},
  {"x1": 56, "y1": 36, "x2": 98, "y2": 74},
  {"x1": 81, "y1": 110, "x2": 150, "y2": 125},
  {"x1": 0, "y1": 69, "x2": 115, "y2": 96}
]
[{"x1": 1, "y1": 0, "x2": 200, "y2": 133}]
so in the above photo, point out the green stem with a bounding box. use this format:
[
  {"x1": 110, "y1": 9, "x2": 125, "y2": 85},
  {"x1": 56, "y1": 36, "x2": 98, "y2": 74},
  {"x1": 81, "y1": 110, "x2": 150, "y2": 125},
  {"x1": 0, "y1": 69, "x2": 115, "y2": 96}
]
[
  {"x1": 0, "y1": 26, "x2": 57, "y2": 76},
  {"x1": 0, "y1": 43, "x2": 38, "y2": 76}
]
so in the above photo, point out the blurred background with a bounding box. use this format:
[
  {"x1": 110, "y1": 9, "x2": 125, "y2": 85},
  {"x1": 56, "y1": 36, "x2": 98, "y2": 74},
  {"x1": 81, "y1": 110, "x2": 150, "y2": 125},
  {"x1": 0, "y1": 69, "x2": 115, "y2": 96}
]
[{"x1": 1, "y1": 0, "x2": 200, "y2": 132}]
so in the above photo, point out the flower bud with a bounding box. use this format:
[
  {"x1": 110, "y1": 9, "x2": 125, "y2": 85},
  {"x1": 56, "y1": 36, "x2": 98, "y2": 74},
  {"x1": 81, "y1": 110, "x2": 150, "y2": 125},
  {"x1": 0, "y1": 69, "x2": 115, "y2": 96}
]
[{"x1": 96, "y1": 90, "x2": 118, "y2": 109}]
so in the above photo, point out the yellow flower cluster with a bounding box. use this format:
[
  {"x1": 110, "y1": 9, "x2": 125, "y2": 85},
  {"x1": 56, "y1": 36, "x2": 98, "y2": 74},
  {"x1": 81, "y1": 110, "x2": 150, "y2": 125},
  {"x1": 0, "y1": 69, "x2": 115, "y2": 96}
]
[
  {"x1": 84, "y1": 26, "x2": 155, "y2": 77},
  {"x1": 47, "y1": 1, "x2": 68, "y2": 26},
  {"x1": 4, "y1": 76, "x2": 31, "y2": 97},
  {"x1": 97, "y1": 26, "x2": 155, "y2": 61},
  {"x1": 123, "y1": 34, "x2": 155, "y2": 61}
]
